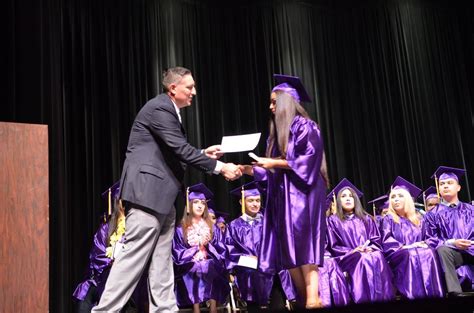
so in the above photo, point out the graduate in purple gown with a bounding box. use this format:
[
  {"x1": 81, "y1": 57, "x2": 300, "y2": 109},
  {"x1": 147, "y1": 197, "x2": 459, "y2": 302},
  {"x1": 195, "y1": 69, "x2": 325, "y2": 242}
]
[
  {"x1": 73, "y1": 182, "x2": 145, "y2": 313},
  {"x1": 319, "y1": 206, "x2": 351, "y2": 307},
  {"x1": 368, "y1": 195, "x2": 390, "y2": 229},
  {"x1": 226, "y1": 182, "x2": 274, "y2": 310},
  {"x1": 326, "y1": 178, "x2": 395, "y2": 303},
  {"x1": 381, "y1": 177, "x2": 444, "y2": 299},
  {"x1": 241, "y1": 74, "x2": 328, "y2": 308},
  {"x1": 318, "y1": 250, "x2": 351, "y2": 307},
  {"x1": 420, "y1": 186, "x2": 440, "y2": 213},
  {"x1": 424, "y1": 166, "x2": 474, "y2": 297},
  {"x1": 172, "y1": 183, "x2": 230, "y2": 313}
]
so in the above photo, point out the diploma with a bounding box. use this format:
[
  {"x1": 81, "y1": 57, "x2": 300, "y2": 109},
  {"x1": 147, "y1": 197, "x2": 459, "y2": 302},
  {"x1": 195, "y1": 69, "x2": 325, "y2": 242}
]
[
  {"x1": 248, "y1": 152, "x2": 275, "y2": 173},
  {"x1": 220, "y1": 133, "x2": 261, "y2": 153},
  {"x1": 237, "y1": 255, "x2": 258, "y2": 269}
]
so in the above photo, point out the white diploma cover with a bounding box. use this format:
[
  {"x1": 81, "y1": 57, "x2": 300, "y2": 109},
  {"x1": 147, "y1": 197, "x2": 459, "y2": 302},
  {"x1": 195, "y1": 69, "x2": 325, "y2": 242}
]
[
  {"x1": 220, "y1": 133, "x2": 261, "y2": 153},
  {"x1": 237, "y1": 255, "x2": 258, "y2": 269}
]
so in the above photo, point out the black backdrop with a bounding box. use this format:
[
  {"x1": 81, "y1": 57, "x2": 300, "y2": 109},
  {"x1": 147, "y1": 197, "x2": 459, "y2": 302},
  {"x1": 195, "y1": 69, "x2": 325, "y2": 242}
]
[{"x1": 4, "y1": 0, "x2": 474, "y2": 311}]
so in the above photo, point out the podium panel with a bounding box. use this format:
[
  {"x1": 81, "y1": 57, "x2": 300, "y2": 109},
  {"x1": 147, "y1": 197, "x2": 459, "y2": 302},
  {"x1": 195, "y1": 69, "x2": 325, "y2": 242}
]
[{"x1": 0, "y1": 122, "x2": 49, "y2": 312}]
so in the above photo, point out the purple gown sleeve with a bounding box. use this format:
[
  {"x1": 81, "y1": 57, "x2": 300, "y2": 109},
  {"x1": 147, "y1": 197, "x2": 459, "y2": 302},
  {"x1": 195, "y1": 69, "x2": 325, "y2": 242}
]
[
  {"x1": 206, "y1": 225, "x2": 228, "y2": 265},
  {"x1": 224, "y1": 224, "x2": 241, "y2": 270},
  {"x1": 381, "y1": 216, "x2": 403, "y2": 258},
  {"x1": 365, "y1": 216, "x2": 382, "y2": 251},
  {"x1": 423, "y1": 210, "x2": 443, "y2": 249},
  {"x1": 172, "y1": 226, "x2": 200, "y2": 266},
  {"x1": 286, "y1": 118, "x2": 322, "y2": 188},
  {"x1": 326, "y1": 217, "x2": 353, "y2": 256},
  {"x1": 73, "y1": 222, "x2": 112, "y2": 300},
  {"x1": 253, "y1": 166, "x2": 268, "y2": 182}
]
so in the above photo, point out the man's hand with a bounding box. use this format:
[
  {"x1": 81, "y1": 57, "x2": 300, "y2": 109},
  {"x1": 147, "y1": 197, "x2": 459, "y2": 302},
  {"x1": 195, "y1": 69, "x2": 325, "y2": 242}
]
[
  {"x1": 239, "y1": 164, "x2": 254, "y2": 176},
  {"x1": 204, "y1": 145, "x2": 224, "y2": 160},
  {"x1": 454, "y1": 239, "x2": 472, "y2": 250},
  {"x1": 220, "y1": 163, "x2": 242, "y2": 181}
]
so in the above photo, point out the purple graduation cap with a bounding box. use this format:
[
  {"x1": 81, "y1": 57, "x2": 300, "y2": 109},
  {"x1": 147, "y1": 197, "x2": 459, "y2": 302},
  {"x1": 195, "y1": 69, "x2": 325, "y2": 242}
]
[
  {"x1": 419, "y1": 186, "x2": 438, "y2": 202},
  {"x1": 215, "y1": 211, "x2": 230, "y2": 225},
  {"x1": 101, "y1": 180, "x2": 121, "y2": 200},
  {"x1": 328, "y1": 178, "x2": 364, "y2": 200},
  {"x1": 101, "y1": 181, "x2": 121, "y2": 216},
  {"x1": 230, "y1": 181, "x2": 262, "y2": 215},
  {"x1": 431, "y1": 166, "x2": 466, "y2": 182},
  {"x1": 230, "y1": 181, "x2": 262, "y2": 198},
  {"x1": 390, "y1": 176, "x2": 422, "y2": 199},
  {"x1": 187, "y1": 183, "x2": 214, "y2": 201},
  {"x1": 186, "y1": 183, "x2": 214, "y2": 214},
  {"x1": 367, "y1": 195, "x2": 389, "y2": 216},
  {"x1": 272, "y1": 74, "x2": 312, "y2": 103}
]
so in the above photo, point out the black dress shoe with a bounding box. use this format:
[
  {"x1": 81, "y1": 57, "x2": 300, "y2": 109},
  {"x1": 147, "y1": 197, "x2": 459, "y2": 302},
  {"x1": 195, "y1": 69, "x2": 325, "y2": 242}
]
[{"x1": 448, "y1": 291, "x2": 474, "y2": 298}]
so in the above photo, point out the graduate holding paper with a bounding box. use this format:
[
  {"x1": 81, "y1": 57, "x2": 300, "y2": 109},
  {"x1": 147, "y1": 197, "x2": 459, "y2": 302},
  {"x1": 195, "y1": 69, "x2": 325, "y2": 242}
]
[
  {"x1": 241, "y1": 74, "x2": 328, "y2": 308},
  {"x1": 424, "y1": 166, "x2": 474, "y2": 297},
  {"x1": 225, "y1": 182, "x2": 274, "y2": 310}
]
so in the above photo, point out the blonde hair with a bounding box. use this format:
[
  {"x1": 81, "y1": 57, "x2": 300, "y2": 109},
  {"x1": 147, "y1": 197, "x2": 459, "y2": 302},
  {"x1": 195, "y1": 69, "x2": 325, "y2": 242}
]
[
  {"x1": 181, "y1": 199, "x2": 214, "y2": 244},
  {"x1": 387, "y1": 187, "x2": 420, "y2": 227}
]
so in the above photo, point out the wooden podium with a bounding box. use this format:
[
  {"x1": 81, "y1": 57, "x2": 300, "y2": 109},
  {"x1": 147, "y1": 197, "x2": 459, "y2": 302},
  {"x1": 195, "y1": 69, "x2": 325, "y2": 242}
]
[{"x1": 0, "y1": 122, "x2": 49, "y2": 312}]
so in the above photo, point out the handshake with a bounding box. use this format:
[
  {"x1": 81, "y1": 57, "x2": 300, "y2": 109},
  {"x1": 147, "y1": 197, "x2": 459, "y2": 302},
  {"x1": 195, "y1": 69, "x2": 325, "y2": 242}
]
[{"x1": 204, "y1": 145, "x2": 253, "y2": 182}]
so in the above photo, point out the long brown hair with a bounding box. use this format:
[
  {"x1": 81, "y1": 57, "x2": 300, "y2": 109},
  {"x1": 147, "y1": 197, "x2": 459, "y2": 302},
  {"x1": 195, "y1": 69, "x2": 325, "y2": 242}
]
[
  {"x1": 266, "y1": 91, "x2": 310, "y2": 158},
  {"x1": 181, "y1": 199, "x2": 214, "y2": 244},
  {"x1": 265, "y1": 91, "x2": 329, "y2": 185}
]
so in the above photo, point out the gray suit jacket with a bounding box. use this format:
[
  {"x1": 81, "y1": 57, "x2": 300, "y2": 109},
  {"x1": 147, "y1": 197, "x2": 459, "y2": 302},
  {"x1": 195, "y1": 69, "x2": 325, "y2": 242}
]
[{"x1": 119, "y1": 93, "x2": 217, "y2": 215}]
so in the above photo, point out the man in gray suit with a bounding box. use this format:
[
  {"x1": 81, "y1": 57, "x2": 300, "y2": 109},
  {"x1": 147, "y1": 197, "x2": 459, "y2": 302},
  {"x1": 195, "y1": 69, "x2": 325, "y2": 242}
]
[{"x1": 92, "y1": 67, "x2": 242, "y2": 312}]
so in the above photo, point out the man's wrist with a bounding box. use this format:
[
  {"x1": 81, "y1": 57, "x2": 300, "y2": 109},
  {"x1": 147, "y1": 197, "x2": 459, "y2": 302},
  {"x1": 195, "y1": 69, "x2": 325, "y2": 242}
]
[{"x1": 214, "y1": 160, "x2": 224, "y2": 174}]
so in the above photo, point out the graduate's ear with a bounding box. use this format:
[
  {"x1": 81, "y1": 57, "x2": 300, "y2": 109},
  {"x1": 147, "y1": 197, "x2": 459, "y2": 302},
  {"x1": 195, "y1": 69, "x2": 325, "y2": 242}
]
[{"x1": 456, "y1": 184, "x2": 461, "y2": 193}]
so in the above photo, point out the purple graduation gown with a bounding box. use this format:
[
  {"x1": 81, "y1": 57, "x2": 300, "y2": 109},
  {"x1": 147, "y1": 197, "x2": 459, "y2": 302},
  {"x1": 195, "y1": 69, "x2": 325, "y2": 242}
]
[
  {"x1": 73, "y1": 222, "x2": 112, "y2": 301},
  {"x1": 73, "y1": 222, "x2": 148, "y2": 310},
  {"x1": 255, "y1": 115, "x2": 327, "y2": 273},
  {"x1": 425, "y1": 202, "x2": 474, "y2": 255},
  {"x1": 173, "y1": 224, "x2": 230, "y2": 306},
  {"x1": 326, "y1": 214, "x2": 395, "y2": 303},
  {"x1": 225, "y1": 215, "x2": 274, "y2": 305},
  {"x1": 381, "y1": 215, "x2": 444, "y2": 299},
  {"x1": 318, "y1": 248, "x2": 351, "y2": 307},
  {"x1": 424, "y1": 202, "x2": 474, "y2": 289}
]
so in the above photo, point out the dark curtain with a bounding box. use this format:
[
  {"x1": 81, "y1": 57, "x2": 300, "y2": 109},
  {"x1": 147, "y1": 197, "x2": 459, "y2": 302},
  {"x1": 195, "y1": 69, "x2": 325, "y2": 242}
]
[{"x1": 4, "y1": 0, "x2": 474, "y2": 311}]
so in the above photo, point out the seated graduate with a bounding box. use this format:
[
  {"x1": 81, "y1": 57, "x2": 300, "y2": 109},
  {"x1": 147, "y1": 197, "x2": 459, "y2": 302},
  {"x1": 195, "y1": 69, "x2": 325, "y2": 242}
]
[
  {"x1": 73, "y1": 181, "x2": 146, "y2": 313},
  {"x1": 326, "y1": 178, "x2": 395, "y2": 303},
  {"x1": 381, "y1": 177, "x2": 444, "y2": 299},
  {"x1": 225, "y1": 182, "x2": 274, "y2": 311},
  {"x1": 368, "y1": 194, "x2": 390, "y2": 229},
  {"x1": 318, "y1": 200, "x2": 352, "y2": 307},
  {"x1": 424, "y1": 166, "x2": 474, "y2": 297},
  {"x1": 172, "y1": 183, "x2": 230, "y2": 313},
  {"x1": 207, "y1": 201, "x2": 229, "y2": 234},
  {"x1": 420, "y1": 186, "x2": 440, "y2": 213}
]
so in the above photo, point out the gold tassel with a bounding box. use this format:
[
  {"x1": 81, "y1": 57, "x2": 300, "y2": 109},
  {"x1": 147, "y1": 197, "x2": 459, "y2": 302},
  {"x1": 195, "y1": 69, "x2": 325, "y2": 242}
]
[
  {"x1": 434, "y1": 175, "x2": 440, "y2": 198},
  {"x1": 108, "y1": 188, "x2": 112, "y2": 216},
  {"x1": 241, "y1": 186, "x2": 245, "y2": 215},
  {"x1": 372, "y1": 204, "x2": 376, "y2": 218},
  {"x1": 186, "y1": 187, "x2": 190, "y2": 215},
  {"x1": 331, "y1": 193, "x2": 337, "y2": 215},
  {"x1": 423, "y1": 192, "x2": 427, "y2": 210}
]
